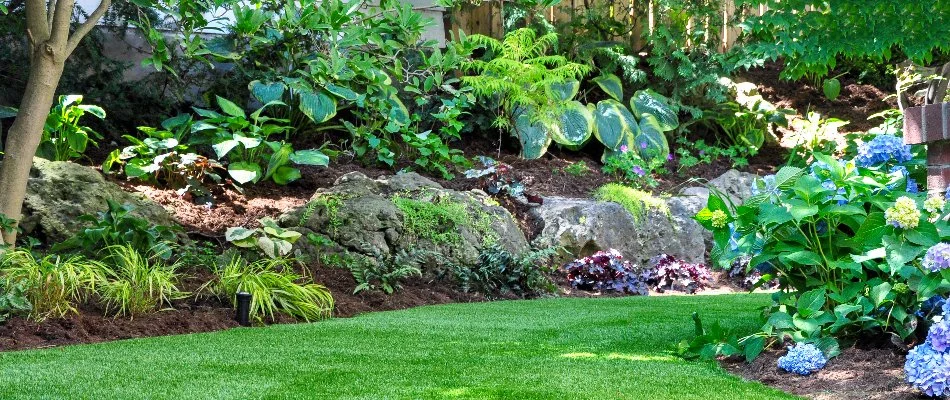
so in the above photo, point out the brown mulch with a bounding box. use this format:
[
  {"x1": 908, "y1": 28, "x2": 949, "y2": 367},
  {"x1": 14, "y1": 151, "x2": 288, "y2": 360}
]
[
  {"x1": 723, "y1": 345, "x2": 920, "y2": 400},
  {"x1": 739, "y1": 62, "x2": 898, "y2": 133}
]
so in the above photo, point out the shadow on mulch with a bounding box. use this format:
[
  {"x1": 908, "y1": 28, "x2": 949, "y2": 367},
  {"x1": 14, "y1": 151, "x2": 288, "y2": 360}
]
[{"x1": 723, "y1": 345, "x2": 922, "y2": 400}]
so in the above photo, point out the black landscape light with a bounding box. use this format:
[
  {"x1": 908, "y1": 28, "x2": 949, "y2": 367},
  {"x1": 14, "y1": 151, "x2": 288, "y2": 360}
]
[{"x1": 236, "y1": 291, "x2": 252, "y2": 327}]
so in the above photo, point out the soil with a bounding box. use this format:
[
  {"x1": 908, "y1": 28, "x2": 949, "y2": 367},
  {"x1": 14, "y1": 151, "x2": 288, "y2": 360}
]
[
  {"x1": 723, "y1": 345, "x2": 920, "y2": 400},
  {"x1": 739, "y1": 62, "x2": 898, "y2": 133}
]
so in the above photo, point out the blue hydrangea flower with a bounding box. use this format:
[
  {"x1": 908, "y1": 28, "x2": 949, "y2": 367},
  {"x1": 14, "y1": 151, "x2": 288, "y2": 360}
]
[
  {"x1": 777, "y1": 343, "x2": 827, "y2": 375},
  {"x1": 905, "y1": 343, "x2": 950, "y2": 397},
  {"x1": 908, "y1": 178, "x2": 920, "y2": 194},
  {"x1": 924, "y1": 243, "x2": 950, "y2": 272},
  {"x1": 931, "y1": 320, "x2": 950, "y2": 353},
  {"x1": 946, "y1": 188, "x2": 950, "y2": 201},
  {"x1": 856, "y1": 134, "x2": 913, "y2": 167}
]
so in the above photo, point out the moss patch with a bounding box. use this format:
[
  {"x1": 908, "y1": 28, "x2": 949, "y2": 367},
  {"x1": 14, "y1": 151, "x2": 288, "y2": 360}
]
[
  {"x1": 594, "y1": 183, "x2": 669, "y2": 223},
  {"x1": 392, "y1": 194, "x2": 499, "y2": 247}
]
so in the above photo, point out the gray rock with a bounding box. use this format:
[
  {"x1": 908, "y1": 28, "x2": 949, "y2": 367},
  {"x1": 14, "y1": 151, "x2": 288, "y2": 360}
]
[
  {"x1": 19, "y1": 158, "x2": 178, "y2": 242},
  {"x1": 532, "y1": 195, "x2": 706, "y2": 268},
  {"x1": 706, "y1": 169, "x2": 759, "y2": 205},
  {"x1": 279, "y1": 172, "x2": 527, "y2": 266}
]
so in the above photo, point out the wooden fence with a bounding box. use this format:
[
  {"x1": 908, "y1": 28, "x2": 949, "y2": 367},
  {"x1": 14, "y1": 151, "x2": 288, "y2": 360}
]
[{"x1": 445, "y1": 0, "x2": 779, "y2": 52}]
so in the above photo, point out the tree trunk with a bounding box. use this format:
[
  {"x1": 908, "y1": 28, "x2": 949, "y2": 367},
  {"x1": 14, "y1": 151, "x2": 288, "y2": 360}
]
[{"x1": 0, "y1": 45, "x2": 65, "y2": 245}]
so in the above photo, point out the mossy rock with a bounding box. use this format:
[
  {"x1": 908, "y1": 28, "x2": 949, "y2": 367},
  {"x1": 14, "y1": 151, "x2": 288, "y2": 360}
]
[{"x1": 279, "y1": 172, "x2": 527, "y2": 266}]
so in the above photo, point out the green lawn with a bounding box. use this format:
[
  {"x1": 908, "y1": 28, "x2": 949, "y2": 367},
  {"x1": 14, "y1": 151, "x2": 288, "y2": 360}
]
[{"x1": 0, "y1": 294, "x2": 797, "y2": 399}]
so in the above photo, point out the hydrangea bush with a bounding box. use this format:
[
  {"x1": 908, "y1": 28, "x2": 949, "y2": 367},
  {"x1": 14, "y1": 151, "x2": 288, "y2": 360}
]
[
  {"x1": 697, "y1": 133, "x2": 950, "y2": 356},
  {"x1": 560, "y1": 250, "x2": 650, "y2": 295}
]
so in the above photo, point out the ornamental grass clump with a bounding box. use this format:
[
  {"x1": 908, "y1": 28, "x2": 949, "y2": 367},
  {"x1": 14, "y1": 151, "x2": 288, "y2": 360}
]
[{"x1": 777, "y1": 343, "x2": 827, "y2": 376}]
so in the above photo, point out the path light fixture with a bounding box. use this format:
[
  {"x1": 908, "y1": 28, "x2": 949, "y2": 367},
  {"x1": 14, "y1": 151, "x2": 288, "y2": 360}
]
[{"x1": 236, "y1": 291, "x2": 252, "y2": 326}]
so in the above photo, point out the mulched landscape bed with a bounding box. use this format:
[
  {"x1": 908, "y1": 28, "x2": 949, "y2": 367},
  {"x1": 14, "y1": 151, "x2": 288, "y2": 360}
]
[{"x1": 724, "y1": 345, "x2": 918, "y2": 400}]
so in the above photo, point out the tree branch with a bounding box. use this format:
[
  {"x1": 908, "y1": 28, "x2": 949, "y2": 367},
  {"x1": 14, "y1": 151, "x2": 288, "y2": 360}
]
[
  {"x1": 65, "y1": 0, "x2": 111, "y2": 56},
  {"x1": 24, "y1": 0, "x2": 51, "y2": 44},
  {"x1": 48, "y1": 0, "x2": 73, "y2": 48}
]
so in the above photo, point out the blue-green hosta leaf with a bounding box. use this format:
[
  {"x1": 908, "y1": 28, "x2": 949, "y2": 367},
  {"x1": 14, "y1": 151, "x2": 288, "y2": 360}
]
[
  {"x1": 289, "y1": 149, "x2": 330, "y2": 166},
  {"x1": 228, "y1": 162, "x2": 262, "y2": 184},
  {"x1": 634, "y1": 113, "x2": 670, "y2": 162},
  {"x1": 593, "y1": 100, "x2": 638, "y2": 150},
  {"x1": 216, "y1": 96, "x2": 246, "y2": 118},
  {"x1": 631, "y1": 90, "x2": 677, "y2": 131},
  {"x1": 592, "y1": 74, "x2": 623, "y2": 101},
  {"x1": 225, "y1": 227, "x2": 258, "y2": 246},
  {"x1": 264, "y1": 142, "x2": 293, "y2": 182},
  {"x1": 550, "y1": 80, "x2": 580, "y2": 102},
  {"x1": 551, "y1": 101, "x2": 593, "y2": 146},
  {"x1": 512, "y1": 111, "x2": 553, "y2": 160},
  {"x1": 249, "y1": 80, "x2": 286, "y2": 104},
  {"x1": 298, "y1": 90, "x2": 337, "y2": 124}
]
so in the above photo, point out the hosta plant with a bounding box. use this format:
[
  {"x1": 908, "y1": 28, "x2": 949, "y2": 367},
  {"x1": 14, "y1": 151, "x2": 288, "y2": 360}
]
[
  {"x1": 560, "y1": 249, "x2": 649, "y2": 295},
  {"x1": 37, "y1": 95, "x2": 105, "y2": 162},
  {"x1": 226, "y1": 218, "x2": 302, "y2": 259},
  {"x1": 195, "y1": 96, "x2": 329, "y2": 185},
  {"x1": 696, "y1": 139, "x2": 946, "y2": 356},
  {"x1": 53, "y1": 200, "x2": 180, "y2": 260}
]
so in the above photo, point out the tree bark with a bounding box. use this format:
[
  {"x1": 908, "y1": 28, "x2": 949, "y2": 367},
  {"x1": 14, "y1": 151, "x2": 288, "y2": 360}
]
[{"x1": 0, "y1": 45, "x2": 65, "y2": 245}]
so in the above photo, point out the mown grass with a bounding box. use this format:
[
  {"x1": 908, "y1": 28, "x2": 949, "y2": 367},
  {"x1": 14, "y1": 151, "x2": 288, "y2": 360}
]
[{"x1": 0, "y1": 294, "x2": 797, "y2": 399}]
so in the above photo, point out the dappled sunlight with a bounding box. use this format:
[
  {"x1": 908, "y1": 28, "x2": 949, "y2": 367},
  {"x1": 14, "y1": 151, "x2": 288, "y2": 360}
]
[{"x1": 559, "y1": 351, "x2": 677, "y2": 362}]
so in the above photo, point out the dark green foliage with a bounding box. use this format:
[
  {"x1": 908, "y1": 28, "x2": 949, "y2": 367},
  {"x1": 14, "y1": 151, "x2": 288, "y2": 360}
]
[
  {"x1": 448, "y1": 244, "x2": 559, "y2": 297},
  {"x1": 0, "y1": 280, "x2": 31, "y2": 323},
  {"x1": 350, "y1": 249, "x2": 426, "y2": 295},
  {"x1": 738, "y1": 0, "x2": 950, "y2": 80},
  {"x1": 37, "y1": 95, "x2": 105, "y2": 162},
  {"x1": 53, "y1": 200, "x2": 180, "y2": 260}
]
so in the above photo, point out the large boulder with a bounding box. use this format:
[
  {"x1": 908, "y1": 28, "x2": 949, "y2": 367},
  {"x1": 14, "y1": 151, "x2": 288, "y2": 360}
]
[
  {"x1": 680, "y1": 169, "x2": 760, "y2": 206},
  {"x1": 279, "y1": 172, "x2": 528, "y2": 266},
  {"x1": 532, "y1": 194, "x2": 707, "y2": 268},
  {"x1": 19, "y1": 158, "x2": 178, "y2": 242}
]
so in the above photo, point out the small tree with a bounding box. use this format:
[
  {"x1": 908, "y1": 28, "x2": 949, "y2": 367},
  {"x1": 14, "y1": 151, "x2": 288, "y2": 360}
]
[{"x1": 0, "y1": 0, "x2": 216, "y2": 245}]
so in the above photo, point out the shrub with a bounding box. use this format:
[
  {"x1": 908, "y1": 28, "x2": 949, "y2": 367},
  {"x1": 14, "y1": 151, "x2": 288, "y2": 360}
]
[
  {"x1": 207, "y1": 256, "x2": 333, "y2": 322},
  {"x1": 696, "y1": 134, "x2": 941, "y2": 355},
  {"x1": 226, "y1": 217, "x2": 302, "y2": 259},
  {"x1": 0, "y1": 280, "x2": 31, "y2": 322},
  {"x1": 98, "y1": 245, "x2": 186, "y2": 316},
  {"x1": 561, "y1": 249, "x2": 649, "y2": 295},
  {"x1": 350, "y1": 249, "x2": 425, "y2": 295},
  {"x1": 905, "y1": 303, "x2": 950, "y2": 397},
  {"x1": 0, "y1": 250, "x2": 104, "y2": 321},
  {"x1": 450, "y1": 244, "x2": 559, "y2": 297},
  {"x1": 53, "y1": 199, "x2": 180, "y2": 260},
  {"x1": 644, "y1": 254, "x2": 712, "y2": 294}
]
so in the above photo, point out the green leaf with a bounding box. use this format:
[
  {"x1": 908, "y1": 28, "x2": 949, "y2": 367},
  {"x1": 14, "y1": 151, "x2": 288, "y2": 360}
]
[
  {"x1": 298, "y1": 90, "x2": 337, "y2": 124},
  {"x1": 823, "y1": 78, "x2": 841, "y2": 101},
  {"x1": 592, "y1": 74, "x2": 623, "y2": 101},
  {"x1": 631, "y1": 90, "x2": 678, "y2": 131},
  {"x1": 228, "y1": 162, "x2": 262, "y2": 184},
  {"x1": 744, "y1": 336, "x2": 765, "y2": 362},
  {"x1": 767, "y1": 312, "x2": 794, "y2": 330},
  {"x1": 592, "y1": 100, "x2": 638, "y2": 150},
  {"x1": 758, "y1": 203, "x2": 793, "y2": 225},
  {"x1": 0, "y1": 106, "x2": 17, "y2": 119},
  {"x1": 272, "y1": 166, "x2": 302, "y2": 185},
  {"x1": 870, "y1": 282, "x2": 892, "y2": 307},
  {"x1": 290, "y1": 149, "x2": 330, "y2": 166},
  {"x1": 212, "y1": 139, "x2": 241, "y2": 159},
  {"x1": 815, "y1": 337, "x2": 841, "y2": 358},
  {"x1": 792, "y1": 315, "x2": 821, "y2": 336},
  {"x1": 77, "y1": 105, "x2": 106, "y2": 119},
  {"x1": 796, "y1": 288, "x2": 826, "y2": 317},
  {"x1": 783, "y1": 250, "x2": 823, "y2": 266},
  {"x1": 216, "y1": 96, "x2": 246, "y2": 118},
  {"x1": 907, "y1": 221, "x2": 940, "y2": 247},
  {"x1": 325, "y1": 83, "x2": 358, "y2": 101}
]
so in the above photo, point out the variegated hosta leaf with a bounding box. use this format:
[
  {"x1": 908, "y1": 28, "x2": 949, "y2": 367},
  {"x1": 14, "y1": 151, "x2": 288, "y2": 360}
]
[
  {"x1": 631, "y1": 90, "x2": 678, "y2": 131},
  {"x1": 634, "y1": 113, "x2": 671, "y2": 162},
  {"x1": 592, "y1": 100, "x2": 638, "y2": 150}
]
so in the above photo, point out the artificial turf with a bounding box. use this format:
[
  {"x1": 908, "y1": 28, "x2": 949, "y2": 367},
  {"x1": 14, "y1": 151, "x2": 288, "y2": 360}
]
[{"x1": 0, "y1": 294, "x2": 797, "y2": 399}]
